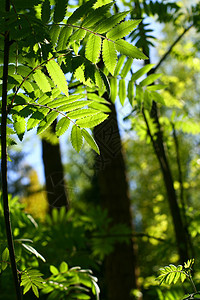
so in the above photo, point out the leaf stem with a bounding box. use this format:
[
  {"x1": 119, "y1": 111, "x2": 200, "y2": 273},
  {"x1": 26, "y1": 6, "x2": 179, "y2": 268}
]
[{"x1": 1, "y1": 0, "x2": 22, "y2": 299}]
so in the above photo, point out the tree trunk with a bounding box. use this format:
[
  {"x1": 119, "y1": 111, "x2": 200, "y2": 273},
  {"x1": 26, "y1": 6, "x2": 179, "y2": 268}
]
[
  {"x1": 42, "y1": 120, "x2": 69, "y2": 213},
  {"x1": 143, "y1": 104, "x2": 189, "y2": 264},
  {"x1": 94, "y1": 96, "x2": 139, "y2": 300}
]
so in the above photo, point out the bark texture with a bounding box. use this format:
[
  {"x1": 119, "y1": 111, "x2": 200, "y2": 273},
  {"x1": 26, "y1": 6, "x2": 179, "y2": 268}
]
[{"x1": 94, "y1": 97, "x2": 139, "y2": 300}]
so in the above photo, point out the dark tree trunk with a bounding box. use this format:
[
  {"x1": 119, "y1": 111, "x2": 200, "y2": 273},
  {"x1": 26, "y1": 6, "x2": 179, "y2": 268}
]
[
  {"x1": 94, "y1": 96, "x2": 139, "y2": 300},
  {"x1": 42, "y1": 120, "x2": 69, "y2": 213}
]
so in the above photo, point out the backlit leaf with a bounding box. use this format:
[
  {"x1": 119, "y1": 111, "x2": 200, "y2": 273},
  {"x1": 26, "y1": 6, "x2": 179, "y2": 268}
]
[
  {"x1": 85, "y1": 34, "x2": 102, "y2": 64},
  {"x1": 107, "y1": 20, "x2": 141, "y2": 41},
  {"x1": 46, "y1": 59, "x2": 69, "y2": 96},
  {"x1": 71, "y1": 125, "x2": 83, "y2": 153},
  {"x1": 57, "y1": 26, "x2": 73, "y2": 51},
  {"x1": 102, "y1": 39, "x2": 117, "y2": 75},
  {"x1": 37, "y1": 111, "x2": 59, "y2": 134},
  {"x1": 56, "y1": 117, "x2": 70, "y2": 137},
  {"x1": 119, "y1": 78, "x2": 126, "y2": 105},
  {"x1": 76, "y1": 112, "x2": 108, "y2": 128},
  {"x1": 33, "y1": 69, "x2": 51, "y2": 93},
  {"x1": 115, "y1": 39, "x2": 148, "y2": 60},
  {"x1": 81, "y1": 129, "x2": 100, "y2": 154},
  {"x1": 96, "y1": 11, "x2": 129, "y2": 34}
]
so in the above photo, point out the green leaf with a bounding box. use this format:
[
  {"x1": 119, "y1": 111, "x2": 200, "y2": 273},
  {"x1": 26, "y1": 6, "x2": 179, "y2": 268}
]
[
  {"x1": 33, "y1": 69, "x2": 51, "y2": 93},
  {"x1": 57, "y1": 26, "x2": 73, "y2": 51},
  {"x1": 140, "y1": 73, "x2": 162, "y2": 87},
  {"x1": 102, "y1": 39, "x2": 117, "y2": 75},
  {"x1": 146, "y1": 84, "x2": 167, "y2": 91},
  {"x1": 131, "y1": 64, "x2": 154, "y2": 81},
  {"x1": 2, "y1": 248, "x2": 9, "y2": 261},
  {"x1": 127, "y1": 80, "x2": 134, "y2": 105},
  {"x1": 67, "y1": 108, "x2": 99, "y2": 119},
  {"x1": 119, "y1": 78, "x2": 126, "y2": 105},
  {"x1": 85, "y1": 34, "x2": 102, "y2": 64},
  {"x1": 81, "y1": 129, "x2": 100, "y2": 154},
  {"x1": 53, "y1": 0, "x2": 67, "y2": 23},
  {"x1": 114, "y1": 55, "x2": 126, "y2": 76},
  {"x1": 87, "y1": 93, "x2": 110, "y2": 104},
  {"x1": 76, "y1": 112, "x2": 108, "y2": 128},
  {"x1": 22, "y1": 244, "x2": 46, "y2": 262},
  {"x1": 23, "y1": 281, "x2": 32, "y2": 294},
  {"x1": 1, "y1": 248, "x2": 9, "y2": 271},
  {"x1": 180, "y1": 272, "x2": 187, "y2": 283},
  {"x1": 58, "y1": 100, "x2": 93, "y2": 112},
  {"x1": 82, "y1": 3, "x2": 112, "y2": 28},
  {"x1": 110, "y1": 77, "x2": 117, "y2": 103},
  {"x1": 120, "y1": 58, "x2": 133, "y2": 78},
  {"x1": 88, "y1": 102, "x2": 111, "y2": 112},
  {"x1": 46, "y1": 59, "x2": 69, "y2": 96},
  {"x1": 41, "y1": 0, "x2": 50, "y2": 23},
  {"x1": 107, "y1": 20, "x2": 141, "y2": 41},
  {"x1": 13, "y1": 116, "x2": 26, "y2": 141},
  {"x1": 96, "y1": 11, "x2": 129, "y2": 34},
  {"x1": 71, "y1": 125, "x2": 83, "y2": 153},
  {"x1": 70, "y1": 29, "x2": 86, "y2": 43},
  {"x1": 115, "y1": 39, "x2": 148, "y2": 60},
  {"x1": 37, "y1": 111, "x2": 59, "y2": 134},
  {"x1": 149, "y1": 90, "x2": 165, "y2": 105},
  {"x1": 50, "y1": 24, "x2": 61, "y2": 46},
  {"x1": 56, "y1": 117, "x2": 70, "y2": 137},
  {"x1": 67, "y1": 0, "x2": 96, "y2": 24},
  {"x1": 98, "y1": 68, "x2": 111, "y2": 95},
  {"x1": 32, "y1": 285, "x2": 39, "y2": 298},
  {"x1": 59, "y1": 261, "x2": 68, "y2": 273},
  {"x1": 50, "y1": 265, "x2": 59, "y2": 275},
  {"x1": 27, "y1": 108, "x2": 50, "y2": 131}
]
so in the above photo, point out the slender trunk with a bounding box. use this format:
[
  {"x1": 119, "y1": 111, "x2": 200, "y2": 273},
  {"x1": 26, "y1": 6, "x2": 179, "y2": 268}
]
[
  {"x1": 1, "y1": 0, "x2": 22, "y2": 298},
  {"x1": 94, "y1": 96, "x2": 139, "y2": 300},
  {"x1": 143, "y1": 106, "x2": 189, "y2": 264},
  {"x1": 42, "y1": 120, "x2": 69, "y2": 213},
  {"x1": 134, "y1": 0, "x2": 190, "y2": 263}
]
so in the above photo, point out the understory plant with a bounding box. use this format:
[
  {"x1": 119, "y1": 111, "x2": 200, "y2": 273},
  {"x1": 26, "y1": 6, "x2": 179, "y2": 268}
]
[{"x1": 157, "y1": 259, "x2": 200, "y2": 300}]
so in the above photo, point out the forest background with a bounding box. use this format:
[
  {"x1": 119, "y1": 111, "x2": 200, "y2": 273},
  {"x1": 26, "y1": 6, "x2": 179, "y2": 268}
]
[{"x1": 1, "y1": 0, "x2": 200, "y2": 299}]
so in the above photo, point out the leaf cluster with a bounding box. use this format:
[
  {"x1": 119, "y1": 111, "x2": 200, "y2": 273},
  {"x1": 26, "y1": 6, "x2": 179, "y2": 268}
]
[{"x1": 0, "y1": 0, "x2": 148, "y2": 156}]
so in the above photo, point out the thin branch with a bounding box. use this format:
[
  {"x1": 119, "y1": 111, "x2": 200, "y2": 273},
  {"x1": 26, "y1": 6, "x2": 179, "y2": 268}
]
[
  {"x1": 92, "y1": 232, "x2": 169, "y2": 243},
  {"x1": 53, "y1": 23, "x2": 115, "y2": 42},
  {"x1": 152, "y1": 24, "x2": 193, "y2": 74},
  {"x1": 172, "y1": 123, "x2": 195, "y2": 258},
  {"x1": 172, "y1": 123, "x2": 186, "y2": 219}
]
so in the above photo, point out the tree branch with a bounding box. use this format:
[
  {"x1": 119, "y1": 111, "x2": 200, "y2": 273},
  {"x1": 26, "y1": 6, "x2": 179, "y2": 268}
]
[{"x1": 152, "y1": 24, "x2": 193, "y2": 74}]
